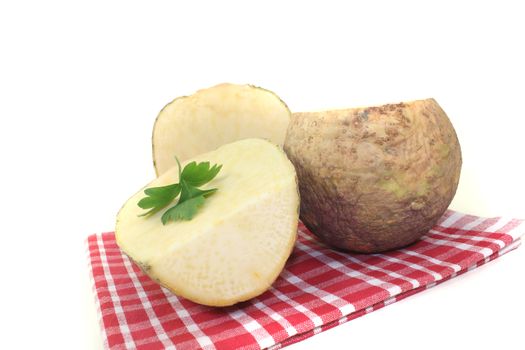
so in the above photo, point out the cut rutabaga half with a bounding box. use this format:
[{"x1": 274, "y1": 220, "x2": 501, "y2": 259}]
[
  {"x1": 116, "y1": 139, "x2": 299, "y2": 307},
  {"x1": 152, "y1": 83, "x2": 291, "y2": 175}
]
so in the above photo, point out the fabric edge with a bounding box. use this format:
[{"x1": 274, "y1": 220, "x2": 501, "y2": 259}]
[{"x1": 86, "y1": 234, "x2": 110, "y2": 350}]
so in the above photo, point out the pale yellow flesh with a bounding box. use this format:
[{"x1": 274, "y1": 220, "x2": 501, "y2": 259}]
[
  {"x1": 152, "y1": 83, "x2": 291, "y2": 175},
  {"x1": 116, "y1": 139, "x2": 299, "y2": 306}
]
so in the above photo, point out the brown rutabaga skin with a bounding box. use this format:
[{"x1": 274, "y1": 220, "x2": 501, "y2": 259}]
[{"x1": 284, "y1": 99, "x2": 462, "y2": 253}]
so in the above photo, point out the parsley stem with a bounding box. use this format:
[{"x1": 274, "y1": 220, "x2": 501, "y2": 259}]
[{"x1": 175, "y1": 156, "x2": 182, "y2": 180}]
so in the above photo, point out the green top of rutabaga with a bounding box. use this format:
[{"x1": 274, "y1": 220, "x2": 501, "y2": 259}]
[{"x1": 138, "y1": 158, "x2": 222, "y2": 224}]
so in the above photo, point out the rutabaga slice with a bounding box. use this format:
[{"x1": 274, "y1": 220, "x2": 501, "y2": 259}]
[
  {"x1": 116, "y1": 139, "x2": 299, "y2": 307},
  {"x1": 152, "y1": 83, "x2": 291, "y2": 175}
]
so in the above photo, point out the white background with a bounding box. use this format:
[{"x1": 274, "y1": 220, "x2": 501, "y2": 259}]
[{"x1": 1, "y1": 1, "x2": 524, "y2": 349}]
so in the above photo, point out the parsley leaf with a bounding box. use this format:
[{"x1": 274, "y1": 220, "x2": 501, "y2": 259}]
[
  {"x1": 138, "y1": 157, "x2": 222, "y2": 224},
  {"x1": 181, "y1": 161, "x2": 222, "y2": 187},
  {"x1": 161, "y1": 195, "x2": 206, "y2": 224},
  {"x1": 137, "y1": 183, "x2": 181, "y2": 216}
]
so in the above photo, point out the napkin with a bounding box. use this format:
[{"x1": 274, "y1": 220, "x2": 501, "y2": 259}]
[{"x1": 87, "y1": 210, "x2": 523, "y2": 349}]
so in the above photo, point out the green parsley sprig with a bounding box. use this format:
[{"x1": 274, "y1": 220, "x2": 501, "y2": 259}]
[{"x1": 138, "y1": 158, "x2": 222, "y2": 224}]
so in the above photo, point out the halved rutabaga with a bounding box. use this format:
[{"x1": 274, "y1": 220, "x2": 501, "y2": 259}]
[
  {"x1": 116, "y1": 139, "x2": 299, "y2": 306},
  {"x1": 152, "y1": 83, "x2": 291, "y2": 175}
]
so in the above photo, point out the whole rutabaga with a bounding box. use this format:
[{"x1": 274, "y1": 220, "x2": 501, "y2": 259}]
[{"x1": 284, "y1": 99, "x2": 462, "y2": 253}]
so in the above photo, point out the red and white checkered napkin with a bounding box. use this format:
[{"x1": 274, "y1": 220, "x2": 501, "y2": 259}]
[{"x1": 87, "y1": 210, "x2": 524, "y2": 350}]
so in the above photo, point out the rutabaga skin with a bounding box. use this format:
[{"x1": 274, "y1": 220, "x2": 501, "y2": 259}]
[{"x1": 284, "y1": 99, "x2": 461, "y2": 253}]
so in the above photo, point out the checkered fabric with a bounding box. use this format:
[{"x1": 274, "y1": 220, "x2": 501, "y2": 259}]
[{"x1": 87, "y1": 210, "x2": 523, "y2": 349}]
